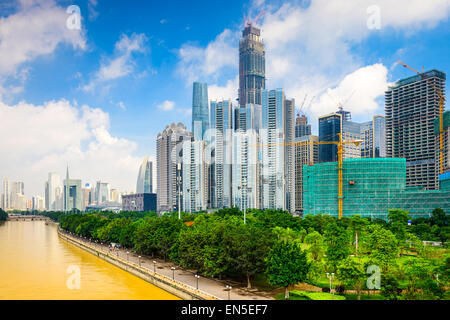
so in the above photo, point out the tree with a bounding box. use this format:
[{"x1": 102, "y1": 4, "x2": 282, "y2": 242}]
[
  {"x1": 430, "y1": 208, "x2": 449, "y2": 227},
  {"x1": 337, "y1": 257, "x2": 365, "y2": 300},
  {"x1": 323, "y1": 222, "x2": 351, "y2": 272},
  {"x1": 388, "y1": 209, "x2": 411, "y2": 242},
  {"x1": 304, "y1": 231, "x2": 324, "y2": 262},
  {"x1": 224, "y1": 222, "x2": 273, "y2": 288},
  {"x1": 403, "y1": 257, "x2": 438, "y2": 299},
  {"x1": 366, "y1": 225, "x2": 399, "y2": 272},
  {"x1": 349, "y1": 215, "x2": 368, "y2": 254},
  {"x1": 380, "y1": 274, "x2": 401, "y2": 300},
  {"x1": 0, "y1": 208, "x2": 8, "y2": 221},
  {"x1": 266, "y1": 239, "x2": 310, "y2": 299}
]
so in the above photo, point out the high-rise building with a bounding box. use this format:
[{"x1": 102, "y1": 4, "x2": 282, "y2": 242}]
[
  {"x1": 386, "y1": 69, "x2": 446, "y2": 190},
  {"x1": 435, "y1": 111, "x2": 450, "y2": 187},
  {"x1": 45, "y1": 173, "x2": 62, "y2": 211},
  {"x1": 81, "y1": 183, "x2": 92, "y2": 211},
  {"x1": 294, "y1": 135, "x2": 319, "y2": 215},
  {"x1": 1, "y1": 178, "x2": 11, "y2": 210},
  {"x1": 94, "y1": 181, "x2": 110, "y2": 205},
  {"x1": 32, "y1": 196, "x2": 45, "y2": 211},
  {"x1": 182, "y1": 140, "x2": 209, "y2": 212},
  {"x1": 10, "y1": 181, "x2": 24, "y2": 210},
  {"x1": 192, "y1": 82, "x2": 209, "y2": 141},
  {"x1": 261, "y1": 89, "x2": 295, "y2": 212},
  {"x1": 239, "y1": 23, "x2": 265, "y2": 108},
  {"x1": 156, "y1": 122, "x2": 192, "y2": 212},
  {"x1": 210, "y1": 100, "x2": 234, "y2": 208},
  {"x1": 295, "y1": 114, "x2": 312, "y2": 138},
  {"x1": 110, "y1": 189, "x2": 120, "y2": 203},
  {"x1": 361, "y1": 115, "x2": 386, "y2": 158},
  {"x1": 319, "y1": 110, "x2": 362, "y2": 163},
  {"x1": 136, "y1": 157, "x2": 153, "y2": 193},
  {"x1": 63, "y1": 167, "x2": 82, "y2": 212}
]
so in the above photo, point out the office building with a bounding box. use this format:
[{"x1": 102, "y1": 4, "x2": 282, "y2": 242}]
[
  {"x1": 81, "y1": 184, "x2": 92, "y2": 211},
  {"x1": 192, "y1": 82, "x2": 210, "y2": 141},
  {"x1": 1, "y1": 178, "x2": 10, "y2": 210},
  {"x1": 32, "y1": 196, "x2": 45, "y2": 211},
  {"x1": 136, "y1": 157, "x2": 153, "y2": 193},
  {"x1": 361, "y1": 115, "x2": 386, "y2": 158},
  {"x1": 239, "y1": 23, "x2": 265, "y2": 108},
  {"x1": 45, "y1": 172, "x2": 63, "y2": 211},
  {"x1": 122, "y1": 193, "x2": 157, "y2": 212},
  {"x1": 435, "y1": 111, "x2": 450, "y2": 187},
  {"x1": 260, "y1": 89, "x2": 295, "y2": 212},
  {"x1": 156, "y1": 122, "x2": 192, "y2": 212},
  {"x1": 182, "y1": 140, "x2": 209, "y2": 212},
  {"x1": 294, "y1": 135, "x2": 319, "y2": 215},
  {"x1": 386, "y1": 69, "x2": 446, "y2": 190},
  {"x1": 210, "y1": 100, "x2": 234, "y2": 208},
  {"x1": 319, "y1": 109, "x2": 362, "y2": 163},
  {"x1": 63, "y1": 167, "x2": 82, "y2": 212},
  {"x1": 295, "y1": 114, "x2": 312, "y2": 138},
  {"x1": 94, "y1": 181, "x2": 110, "y2": 205}
]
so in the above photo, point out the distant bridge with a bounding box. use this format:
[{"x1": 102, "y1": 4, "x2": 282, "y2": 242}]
[{"x1": 7, "y1": 215, "x2": 51, "y2": 222}]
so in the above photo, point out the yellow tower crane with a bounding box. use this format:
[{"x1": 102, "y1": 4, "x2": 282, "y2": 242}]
[
  {"x1": 260, "y1": 135, "x2": 361, "y2": 219},
  {"x1": 397, "y1": 60, "x2": 446, "y2": 174}
]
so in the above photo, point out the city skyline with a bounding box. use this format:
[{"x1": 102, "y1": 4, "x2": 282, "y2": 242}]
[{"x1": 1, "y1": 0, "x2": 450, "y2": 198}]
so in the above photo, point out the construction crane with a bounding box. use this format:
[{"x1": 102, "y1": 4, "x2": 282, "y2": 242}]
[
  {"x1": 397, "y1": 60, "x2": 446, "y2": 175},
  {"x1": 255, "y1": 134, "x2": 361, "y2": 219}
]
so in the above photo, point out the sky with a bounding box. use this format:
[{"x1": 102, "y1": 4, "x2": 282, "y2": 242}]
[{"x1": 0, "y1": 0, "x2": 449, "y2": 198}]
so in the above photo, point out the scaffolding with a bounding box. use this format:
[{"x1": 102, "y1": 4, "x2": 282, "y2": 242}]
[{"x1": 303, "y1": 158, "x2": 450, "y2": 218}]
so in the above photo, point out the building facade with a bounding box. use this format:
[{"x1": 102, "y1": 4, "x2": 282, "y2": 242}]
[
  {"x1": 361, "y1": 115, "x2": 386, "y2": 158},
  {"x1": 192, "y1": 82, "x2": 210, "y2": 141},
  {"x1": 295, "y1": 114, "x2": 312, "y2": 138},
  {"x1": 136, "y1": 157, "x2": 153, "y2": 194},
  {"x1": 63, "y1": 167, "x2": 82, "y2": 212},
  {"x1": 435, "y1": 110, "x2": 450, "y2": 188},
  {"x1": 122, "y1": 193, "x2": 157, "y2": 212},
  {"x1": 386, "y1": 69, "x2": 446, "y2": 190},
  {"x1": 156, "y1": 122, "x2": 192, "y2": 212}
]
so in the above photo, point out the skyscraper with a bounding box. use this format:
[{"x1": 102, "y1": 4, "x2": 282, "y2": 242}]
[
  {"x1": 64, "y1": 167, "x2": 82, "y2": 212},
  {"x1": 261, "y1": 89, "x2": 295, "y2": 212},
  {"x1": 239, "y1": 23, "x2": 265, "y2": 108},
  {"x1": 386, "y1": 69, "x2": 446, "y2": 190},
  {"x1": 319, "y1": 110, "x2": 362, "y2": 163},
  {"x1": 156, "y1": 122, "x2": 192, "y2": 212},
  {"x1": 94, "y1": 181, "x2": 110, "y2": 205},
  {"x1": 361, "y1": 115, "x2": 386, "y2": 158},
  {"x1": 136, "y1": 157, "x2": 153, "y2": 193},
  {"x1": 210, "y1": 100, "x2": 234, "y2": 208},
  {"x1": 192, "y1": 82, "x2": 209, "y2": 141},
  {"x1": 295, "y1": 114, "x2": 312, "y2": 138},
  {"x1": 1, "y1": 178, "x2": 10, "y2": 210},
  {"x1": 45, "y1": 172, "x2": 63, "y2": 211},
  {"x1": 434, "y1": 111, "x2": 450, "y2": 187}
]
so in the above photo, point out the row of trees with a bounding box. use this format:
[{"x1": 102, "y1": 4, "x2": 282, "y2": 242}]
[
  {"x1": 0, "y1": 208, "x2": 7, "y2": 221},
  {"x1": 49, "y1": 207, "x2": 449, "y2": 300}
]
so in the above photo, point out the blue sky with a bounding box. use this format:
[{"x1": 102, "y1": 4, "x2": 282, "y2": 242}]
[{"x1": 0, "y1": 0, "x2": 449, "y2": 197}]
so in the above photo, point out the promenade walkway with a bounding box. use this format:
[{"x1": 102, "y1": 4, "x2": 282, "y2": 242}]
[{"x1": 61, "y1": 230, "x2": 274, "y2": 300}]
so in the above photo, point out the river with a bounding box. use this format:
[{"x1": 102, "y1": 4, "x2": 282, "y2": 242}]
[{"x1": 0, "y1": 220, "x2": 179, "y2": 300}]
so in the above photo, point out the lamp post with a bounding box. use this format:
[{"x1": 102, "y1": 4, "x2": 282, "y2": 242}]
[
  {"x1": 195, "y1": 274, "x2": 200, "y2": 290},
  {"x1": 138, "y1": 255, "x2": 141, "y2": 267},
  {"x1": 171, "y1": 267, "x2": 176, "y2": 280},
  {"x1": 187, "y1": 188, "x2": 191, "y2": 214},
  {"x1": 177, "y1": 163, "x2": 182, "y2": 220},
  {"x1": 326, "y1": 272, "x2": 335, "y2": 299},
  {"x1": 126, "y1": 251, "x2": 129, "y2": 261},
  {"x1": 153, "y1": 260, "x2": 157, "y2": 273},
  {"x1": 226, "y1": 285, "x2": 232, "y2": 300}
]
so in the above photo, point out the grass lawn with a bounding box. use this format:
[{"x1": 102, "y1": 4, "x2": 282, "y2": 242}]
[
  {"x1": 344, "y1": 293, "x2": 385, "y2": 300},
  {"x1": 276, "y1": 290, "x2": 346, "y2": 300}
]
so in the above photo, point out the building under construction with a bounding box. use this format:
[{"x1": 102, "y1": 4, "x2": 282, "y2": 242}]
[
  {"x1": 385, "y1": 69, "x2": 446, "y2": 191},
  {"x1": 303, "y1": 158, "x2": 450, "y2": 218},
  {"x1": 435, "y1": 110, "x2": 450, "y2": 187}
]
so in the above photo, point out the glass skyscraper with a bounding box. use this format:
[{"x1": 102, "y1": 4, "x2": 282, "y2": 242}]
[
  {"x1": 192, "y1": 82, "x2": 209, "y2": 141},
  {"x1": 136, "y1": 157, "x2": 153, "y2": 193}
]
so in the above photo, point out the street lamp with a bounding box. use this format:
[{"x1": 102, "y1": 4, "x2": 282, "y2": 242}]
[
  {"x1": 171, "y1": 267, "x2": 176, "y2": 280},
  {"x1": 226, "y1": 285, "x2": 232, "y2": 300},
  {"x1": 126, "y1": 251, "x2": 129, "y2": 261},
  {"x1": 138, "y1": 255, "x2": 141, "y2": 267},
  {"x1": 195, "y1": 274, "x2": 200, "y2": 290},
  {"x1": 153, "y1": 260, "x2": 157, "y2": 273},
  {"x1": 177, "y1": 163, "x2": 182, "y2": 220},
  {"x1": 326, "y1": 272, "x2": 335, "y2": 299},
  {"x1": 187, "y1": 188, "x2": 191, "y2": 214}
]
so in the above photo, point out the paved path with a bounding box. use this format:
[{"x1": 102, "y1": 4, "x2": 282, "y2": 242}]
[{"x1": 65, "y1": 232, "x2": 274, "y2": 300}]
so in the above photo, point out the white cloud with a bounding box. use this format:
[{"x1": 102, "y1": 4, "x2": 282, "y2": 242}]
[
  {"x1": 208, "y1": 76, "x2": 239, "y2": 102},
  {"x1": 82, "y1": 33, "x2": 147, "y2": 92},
  {"x1": 0, "y1": 0, "x2": 86, "y2": 97},
  {"x1": 176, "y1": 0, "x2": 450, "y2": 127},
  {"x1": 157, "y1": 100, "x2": 175, "y2": 111},
  {"x1": 0, "y1": 98, "x2": 142, "y2": 197},
  {"x1": 177, "y1": 29, "x2": 238, "y2": 84}
]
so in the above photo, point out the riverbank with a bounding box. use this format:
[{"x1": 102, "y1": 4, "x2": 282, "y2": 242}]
[
  {"x1": 57, "y1": 227, "x2": 274, "y2": 300},
  {"x1": 58, "y1": 227, "x2": 218, "y2": 300}
]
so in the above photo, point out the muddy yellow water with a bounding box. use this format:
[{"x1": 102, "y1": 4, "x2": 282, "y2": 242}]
[{"x1": 0, "y1": 220, "x2": 179, "y2": 300}]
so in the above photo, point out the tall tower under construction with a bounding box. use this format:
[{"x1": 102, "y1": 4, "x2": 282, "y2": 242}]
[
  {"x1": 385, "y1": 69, "x2": 446, "y2": 190},
  {"x1": 238, "y1": 23, "x2": 265, "y2": 111}
]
